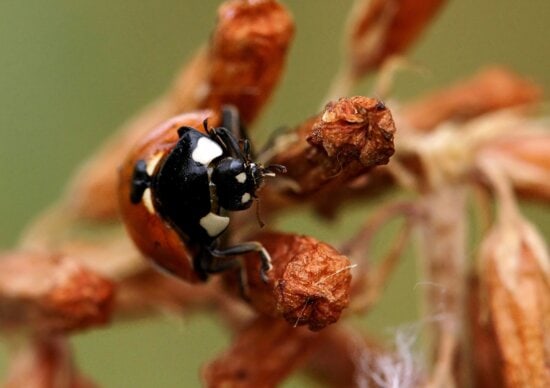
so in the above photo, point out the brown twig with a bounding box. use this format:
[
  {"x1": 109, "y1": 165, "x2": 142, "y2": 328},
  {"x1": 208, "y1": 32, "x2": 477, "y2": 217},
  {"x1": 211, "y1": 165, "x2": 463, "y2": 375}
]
[
  {"x1": 0, "y1": 251, "x2": 114, "y2": 335},
  {"x1": 403, "y1": 66, "x2": 543, "y2": 132},
  {"x1": 4, "y1": 337, "x2": 97, "y2": 388}
]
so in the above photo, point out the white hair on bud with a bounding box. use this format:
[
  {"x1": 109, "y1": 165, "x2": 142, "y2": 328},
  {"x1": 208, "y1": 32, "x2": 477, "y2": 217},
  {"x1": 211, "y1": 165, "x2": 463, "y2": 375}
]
[
  {"x1": 353, "y1": 282, "x2": 458, "y2": 387},
  {"x1": 355, "y1": 325, "x2": 424, "y2": 388}
]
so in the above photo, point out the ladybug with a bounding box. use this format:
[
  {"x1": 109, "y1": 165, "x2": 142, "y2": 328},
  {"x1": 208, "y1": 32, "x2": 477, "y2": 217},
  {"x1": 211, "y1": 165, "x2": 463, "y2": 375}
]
[{"x1": 119, "y1": 107, "x2": 284, "y2": 283}]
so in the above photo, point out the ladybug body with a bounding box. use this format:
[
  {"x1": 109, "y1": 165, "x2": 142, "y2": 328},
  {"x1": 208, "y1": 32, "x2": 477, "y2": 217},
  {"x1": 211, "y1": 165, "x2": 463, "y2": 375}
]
[{"x1": 120, "y1": 107, "x2": 283, "y2": 282}]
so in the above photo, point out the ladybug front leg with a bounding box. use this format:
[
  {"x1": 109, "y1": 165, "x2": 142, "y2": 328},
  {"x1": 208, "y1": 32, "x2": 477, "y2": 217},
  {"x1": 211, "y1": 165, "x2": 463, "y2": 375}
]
[
  {"x1": 221, "y1": 105, "x2": 249, "y2": 147},
  {"x1": 207, "y1": 242, "x2": 272, "y2": 283},
  {"x1": 211, "y1": 105, "x2": 256, "y2": 160}
]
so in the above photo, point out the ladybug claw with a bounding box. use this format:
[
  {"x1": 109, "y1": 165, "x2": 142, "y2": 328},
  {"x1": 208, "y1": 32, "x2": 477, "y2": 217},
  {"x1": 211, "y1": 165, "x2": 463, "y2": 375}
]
[{"x1": 260, "y1": 265, "x2": 271, "y2": 283}]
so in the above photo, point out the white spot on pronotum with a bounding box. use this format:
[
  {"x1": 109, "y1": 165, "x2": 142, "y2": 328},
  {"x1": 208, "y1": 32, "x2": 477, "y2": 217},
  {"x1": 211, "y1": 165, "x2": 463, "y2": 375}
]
[
  {"x1": 142, "y1": 189, "x2": 155, "y2": 214},
  {"x1": 199, "y1": 212, "x2": 230, "y2": 237},
  {"x1": 235, "y1": 172, "x2": 247, "y2": 183},
  {"x1": 192, "y1": 137, "x2": 223, "y2": 166},
  {"x1": 241, "y1": 193, "x2": 251, "y2": 203},
  {"x1": 146, "y1": 152, "x2": 164, "y2": 175}
]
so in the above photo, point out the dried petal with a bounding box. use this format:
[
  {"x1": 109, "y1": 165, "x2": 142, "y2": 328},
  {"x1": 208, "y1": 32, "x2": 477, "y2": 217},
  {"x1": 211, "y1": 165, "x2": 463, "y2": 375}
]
[
  {"x1": 403, "y1": 67, "x2": 543, "y2": 131},
  {"x1": 0, "y1": 251, "x2": 114, "y2": 334},
  {"x1": 226, "y1": 232, "x2": 352, "y2": 331},
  {"x1": 482, "y1": 133, "x2": 550, "y2": 203}
]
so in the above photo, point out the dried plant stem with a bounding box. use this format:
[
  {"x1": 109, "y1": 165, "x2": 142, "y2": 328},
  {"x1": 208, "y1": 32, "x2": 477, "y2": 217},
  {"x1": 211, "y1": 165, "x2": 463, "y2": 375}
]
[
  {"x1": 349, "y1": 221, "x2": 413, "y2": 314},
  {"x1": 4, "y1": 336, "x2": 95, "y2": 388},
  {"x1": 417, "y1": 185, "x2": 468, "y2": 387},
  {"x1": 341, "y1": 201, "x2": 415, "y2": 260},
  {"x1": 340, "y1": 201, "x2": 416, "y2": 313}
]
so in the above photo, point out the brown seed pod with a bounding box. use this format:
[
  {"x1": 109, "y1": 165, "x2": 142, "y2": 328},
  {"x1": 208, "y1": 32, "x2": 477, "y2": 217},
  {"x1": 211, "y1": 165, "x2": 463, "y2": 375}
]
[
  {"x1": 226, "y1": 231, "x2": 352, "y2": 331},
  {"x1": 478, "y1": 216, "x2": 550, "y2": 388}
]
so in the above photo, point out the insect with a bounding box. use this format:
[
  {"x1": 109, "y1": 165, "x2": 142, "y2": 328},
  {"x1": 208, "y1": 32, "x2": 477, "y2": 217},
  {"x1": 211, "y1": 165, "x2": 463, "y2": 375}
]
[{"x1": 118, "y1": 106, "x2": 285, "y2": 283}]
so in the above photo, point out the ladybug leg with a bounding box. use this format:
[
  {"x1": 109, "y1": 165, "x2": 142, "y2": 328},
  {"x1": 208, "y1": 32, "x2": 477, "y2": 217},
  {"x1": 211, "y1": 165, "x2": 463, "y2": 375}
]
[
  {"x1": 209, "y1": 126, "x2": 243, "y2": 159},
  {"x1": 213, "y1": 105, "x2": 257, "y2": 160},
  {"x1": 197, "y1": 246, "x2": 251, "y2": 299},
  {"x1": 207, "y1": 242, "x2": 272, "y2": 283},
  {"x1": 221, "y1": 105, "x2": 248, "y2": 144}
]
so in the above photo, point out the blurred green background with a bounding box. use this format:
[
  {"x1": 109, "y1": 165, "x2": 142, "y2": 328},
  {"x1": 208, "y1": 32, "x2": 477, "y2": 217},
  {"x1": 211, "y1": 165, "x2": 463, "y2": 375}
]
[{"x1": 0, "y1": 1, "x2": 549, "y2": 386}]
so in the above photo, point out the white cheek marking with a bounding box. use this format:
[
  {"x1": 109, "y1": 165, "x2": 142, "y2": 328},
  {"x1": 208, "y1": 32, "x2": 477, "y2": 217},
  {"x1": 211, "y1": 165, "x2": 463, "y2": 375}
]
[
  {"x1": 235, "y1": 172, "x2": 247, "y2": 183},
  {"x1": 192, "y1": 137, "x2": 223, "y2": 165},
  {"x1": 146, "y1": 152, "x2": 164, "y2": 175},
  {"x1": 199, "y1": 212, "x2": 230, "y2": 237},
  {"x1": 143, "y1": 188, "x2": 155, "y2": 214},
  {"x1": 241, "y1": 193, "x2": 251, "y2": 204}
]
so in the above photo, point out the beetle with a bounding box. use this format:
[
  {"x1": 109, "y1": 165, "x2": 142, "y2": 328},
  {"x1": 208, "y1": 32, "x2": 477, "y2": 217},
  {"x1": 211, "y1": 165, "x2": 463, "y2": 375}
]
[{"x1": 118, "y1": 106, "x2": 284, "y2": 283}]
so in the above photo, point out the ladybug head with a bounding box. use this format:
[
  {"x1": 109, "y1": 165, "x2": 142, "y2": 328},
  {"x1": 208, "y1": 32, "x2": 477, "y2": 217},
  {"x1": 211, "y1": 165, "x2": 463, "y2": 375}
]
[{"x1": 211, "y1": 157, "x2": 285, "y2": 211}]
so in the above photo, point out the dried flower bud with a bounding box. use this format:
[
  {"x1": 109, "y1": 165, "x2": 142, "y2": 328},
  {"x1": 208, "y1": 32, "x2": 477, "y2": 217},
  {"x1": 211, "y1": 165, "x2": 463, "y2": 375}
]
[
  {"x1": 467, "y1": 275, "x2": 506, "y2": 388},
  {"x1": 4, "y1": 337, "x2": 97, "y2": 388},
  {"x1": 346, "y1": 0, "x2": 446, "y2": 77},
  {"x1": 0, "y1": 251, "x2": 114, "y2": 334},
  {"x1": 67, "y1": 0, "x2": 294, "y2": 220},
  {"x1": 478, "y1": 216, "x2": 550, "y2": 387},
  {"x1": 270, "y1": 96, "x2": 395, "y2": 199},
  {"x1": 482, "y1": 133, "x2": 550, "y2": 203},
  {"x1": 226, "y1": 232, "x2": 352, "y2": 331},
  {"x1": 190, "y1": 0, "x2": 295, "y2": 123},
  {"x1": 403, "y1": 67, "x2": 542, "y2": 131},
  {"x1": 202, "y1": 316, "x2": 317, "y2": 387}
]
